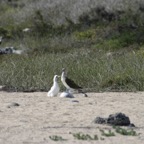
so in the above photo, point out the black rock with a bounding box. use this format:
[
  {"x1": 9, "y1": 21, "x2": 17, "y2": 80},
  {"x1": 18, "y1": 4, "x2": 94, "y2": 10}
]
[
  {"x1": 93, "y1": 112, "x2": 134, "y2": 126},
  {"x1": 93, "y1": 117, "x2": 107, "y2": 124},
  {"x1": 128, "y1": 123, "x2": 135, "y2": 127},
  {"x1": 107, "y1": 113, "x2": 130, "y2": 126}
]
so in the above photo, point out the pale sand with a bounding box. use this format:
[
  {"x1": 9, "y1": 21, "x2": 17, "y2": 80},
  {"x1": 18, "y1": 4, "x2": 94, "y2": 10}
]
[{"x1": 0, "y1": 91, "x2": 144, "y2": 144}]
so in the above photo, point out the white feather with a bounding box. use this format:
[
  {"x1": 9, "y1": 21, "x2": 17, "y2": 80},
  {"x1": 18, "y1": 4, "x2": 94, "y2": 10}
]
[
  {"x1": 47, "y1": 75, "x2": 60, "y2": 97},
  {"x1": 59, "y1": 91, "x2": 74, "y2": 98}
]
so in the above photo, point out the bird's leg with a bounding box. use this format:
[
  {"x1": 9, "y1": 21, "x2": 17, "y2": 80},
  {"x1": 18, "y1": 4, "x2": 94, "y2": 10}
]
[
  {"x1": 66, "y1": 88, "x2": 69, "y2": 92},
  {"x1": 82, "y1": 92, "x2": 88, "y2": 97},
  {"x1": 78, "y1": 89, "x2": 88, "y2": 97}
]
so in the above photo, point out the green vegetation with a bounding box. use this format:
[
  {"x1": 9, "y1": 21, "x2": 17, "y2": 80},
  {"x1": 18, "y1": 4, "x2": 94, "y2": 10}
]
[
  {"x1": 1, "y1": 0, "x2": 144, "y2": 92},
  {"x1": 73, "y1": 132, "x2": 98, "y2": 140},
  {"x1": 100, "y1": 129, "x2": 115, "y2": 137},
  {"x1": 49, "y1": 127, "x2": 138, "y2": 141},
  {"x1": 49, "y1": 135, "x2": 66, "y2": 141},
  {"x1": 114, "y1": 126, "x2": 138, "y2": 136}
]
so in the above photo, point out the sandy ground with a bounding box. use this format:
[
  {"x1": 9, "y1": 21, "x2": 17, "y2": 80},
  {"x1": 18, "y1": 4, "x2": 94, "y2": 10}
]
[{"x1": 0, "y1": 91, "x2": 144, "y2": 144}]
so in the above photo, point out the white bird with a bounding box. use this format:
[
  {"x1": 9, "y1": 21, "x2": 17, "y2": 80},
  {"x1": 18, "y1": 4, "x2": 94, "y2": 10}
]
[
  {"x1": 47, "y1": 75, "x2": 60, "y2": 97},
  {"x1": 59, "y1": 91, "x2": 74, "y2": 98}
]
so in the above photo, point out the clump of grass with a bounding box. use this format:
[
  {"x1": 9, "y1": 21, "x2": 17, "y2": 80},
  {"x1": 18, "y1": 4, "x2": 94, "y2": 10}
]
[
  {"x1": 1, "y1": 49, "x2": 144, "y2": 92},
  {"x1": 0, "y1": 27, "x2": 8, "y2": 37},
  {"x1": 100, "y1": 129, "x2": 115, "y2": 137},
  {"x1": 73, "y1": 132, "x2": 98, "y2": 140},
  {"x1": 49, "y1": 135, "x2": 66, "y2": 141},
  {"x1": 94, "y1": 30, "x2": 141, "y2": 51},
  {"x1": 113, "y1": 126, "x2": 138, "y2": 136},
  {"x1": 74, "y1": 29, "x2": 96, "y2": 40}
]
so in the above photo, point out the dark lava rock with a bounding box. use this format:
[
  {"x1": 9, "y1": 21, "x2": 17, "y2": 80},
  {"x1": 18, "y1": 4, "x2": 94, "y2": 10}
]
[
  {"x1": 93, "y1": 117, "x2": 107, "y2": 124},
  {"x1": 128, "y1": 123, "x2": 135, "y2": 127},
  {"x1": 93, "y1": 112, "x2": 134, "y2": 126},
  {"x1": 7, "y1": 102, "x2": 20, "y2": 108},
  {"x1": 107, "y1": 113, "x2": 130, "y2": 126}
]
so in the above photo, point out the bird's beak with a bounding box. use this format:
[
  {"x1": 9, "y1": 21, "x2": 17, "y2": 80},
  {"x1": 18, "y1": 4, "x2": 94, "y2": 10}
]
[{"x1": 57, "y1": 75, "x2": 60, "y2": 78}]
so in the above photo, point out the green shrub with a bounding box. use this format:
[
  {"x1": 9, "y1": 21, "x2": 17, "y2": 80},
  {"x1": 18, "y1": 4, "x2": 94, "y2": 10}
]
[
  {"x1": 114, "y1": 126, "x2": 138, "y2": 136},
  {"x1": 0, "y1": 27, "x2": 8, "y2": 37},
  {"x1": 100, "y1": 129, "x2": 115, "y2": 137},
  {"x1": 73, "y1": 132, "x2": 98, "y2": 140},
  {"x1": 74, "y1": 29, "x2": 96, "y2": 40},
  {"x1": 49, "y1": 135, "x2": 66, "y2": 141}
]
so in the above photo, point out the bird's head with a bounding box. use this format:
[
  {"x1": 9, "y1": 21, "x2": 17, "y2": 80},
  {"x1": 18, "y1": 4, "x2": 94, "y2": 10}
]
[
  {"x1": 53, "y1": 75, "x2": 60, "y2": 81},
  {"x1": 62, "y1": 68, "x2": 65, "y2": 72},
  {"x1": 61, "y1": 68, "x2": 67, "y2": 77}
]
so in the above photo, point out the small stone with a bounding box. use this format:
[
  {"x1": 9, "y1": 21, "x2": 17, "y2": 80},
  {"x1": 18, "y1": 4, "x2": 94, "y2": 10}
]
[
  {"x1": 71, "y1": 100, "x2": 79, "y2": 103},
  {"x1": 7, "y1": 102, "x2": 20, "y2": 108}
]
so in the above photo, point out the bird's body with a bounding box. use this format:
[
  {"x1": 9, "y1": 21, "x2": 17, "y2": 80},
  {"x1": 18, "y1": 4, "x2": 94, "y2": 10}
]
[
  {"x1": 61, "y1": 68, "x2": 82, "y2": 91},
  {"x1": 61, "y1": 68, "x2": 88, "y2": 97},
  {"x1": 47, "y1": 75, "x2": 60, "y2": 97},
  {"x1": 59, "y1": 91, "x2": 74, "y2": 98}
]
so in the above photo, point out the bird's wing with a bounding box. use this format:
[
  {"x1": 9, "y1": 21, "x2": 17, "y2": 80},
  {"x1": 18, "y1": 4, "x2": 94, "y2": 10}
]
[{"x1": 65, "y1": 77, "x2": 82, "y2": 89}]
